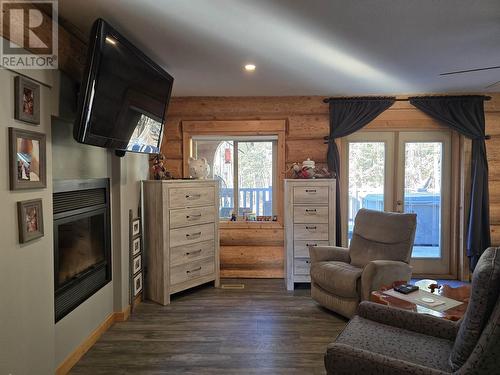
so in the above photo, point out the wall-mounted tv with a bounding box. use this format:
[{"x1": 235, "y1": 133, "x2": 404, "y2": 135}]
[{"x1": 74, "y1": 18, "x2": 174, "y2": 154}]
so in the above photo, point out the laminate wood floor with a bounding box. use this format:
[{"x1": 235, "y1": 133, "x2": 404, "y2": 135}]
[{"x1": 71, "y1": 279, "x2": 347, "y2": 375}]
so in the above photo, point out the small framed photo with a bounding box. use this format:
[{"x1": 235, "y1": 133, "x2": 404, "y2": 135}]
[
  {"x1": 132, "y1": 255, "x2": 142, "y2": 274},
  {"x1": 15, "y1": 76, "x2": 41, "y2": 124},
  {"x1": 17, "y1": 199, "x2": 44, "y2": 243},
  {"x1": 133, "y1": 273, "x2": 143, "y2": 296},
  {"x1": 132, "y1": 218, "x2": 140, "y2": 236},
  {"x1": 132, "y1": 237, "x2": 141, "y2": 256},
  {"x1": 9, "y1": 127, "x2": 46, "y2": 190}
]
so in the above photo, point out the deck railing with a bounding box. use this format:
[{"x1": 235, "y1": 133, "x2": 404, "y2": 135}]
[{"x1": 220, "y1": 187, "x2": 272, "y2": 217}]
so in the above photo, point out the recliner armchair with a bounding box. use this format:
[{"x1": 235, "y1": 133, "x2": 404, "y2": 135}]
[
  {"x1": 309, "y1": 208, "x2": 417, "y2": 318},
  {"x1": 324, "y1": 246, "x2": 500, "y2": 374}
]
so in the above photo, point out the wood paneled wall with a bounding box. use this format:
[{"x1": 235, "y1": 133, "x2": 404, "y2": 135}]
[{"x1": 163, "y1": 95, "x2": 500, "y2": 278}]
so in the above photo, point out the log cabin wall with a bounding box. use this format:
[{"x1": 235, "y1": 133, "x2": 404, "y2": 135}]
[{"x1": 163, "y1": 95, "x2": 500, "y2": 279}]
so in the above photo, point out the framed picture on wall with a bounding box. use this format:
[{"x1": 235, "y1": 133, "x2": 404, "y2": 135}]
[
  {"x1": 9, "y1": 127, "x2": 47, "y2": 190},
  {"x1": 132, "y1": 255, "x2": 142, "y2": 274},
  {"x1": 133, "y1": 273, "x2": 143, "y2": 296},
  {"x1": 15, "y1": 76, "x2": 41, "y2": 124},
  {"x1": 132, "y1": 237, "x2": 141, "y2": 256},
  {"x1": 17, "y1": 199, "x2": 44, "y2": 243},
  {"x1": 132, "y1": 218, "x2": 140, "y2": 236}
]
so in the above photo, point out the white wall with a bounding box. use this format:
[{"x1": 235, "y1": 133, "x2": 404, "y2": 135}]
[
  {"x1": 0, "y1": 64, "x2": 150, "y2": 373},
  {"x1": 112, "y1": 153, "x2": 149, "y2": 311},
  {"x1": 0, "y1": 68, "x2": 56, "y2": 375}
]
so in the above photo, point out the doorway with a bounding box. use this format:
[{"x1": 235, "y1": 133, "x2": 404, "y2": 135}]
[{"x1": 342, "y1": 131, "x2": 453, "y2": 276}]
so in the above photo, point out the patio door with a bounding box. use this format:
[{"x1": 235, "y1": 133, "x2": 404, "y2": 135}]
[
  {"x1": 396, "y1": 132, "x2": 451, "y2": 275},
  {"x1": 344, "y1": 131, "x2": 452, "y2": 276}
]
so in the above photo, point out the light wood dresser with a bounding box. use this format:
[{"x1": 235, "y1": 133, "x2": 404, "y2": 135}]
[
  {"x1": 142, "y1": 180, "x2": 220, "y2": 305},
  {"x1": 284, "y1": 179, "x2": 336, "y2": 290}
]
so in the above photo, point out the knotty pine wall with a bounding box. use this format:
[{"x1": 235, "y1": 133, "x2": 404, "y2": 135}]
[{"x1": 162, "y1": 96, "x2": 500, "y2": 279}]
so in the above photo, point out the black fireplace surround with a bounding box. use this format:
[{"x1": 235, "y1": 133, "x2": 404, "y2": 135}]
[{"x1": 53, "y1": 178, "x2": 111, "y2": 322}]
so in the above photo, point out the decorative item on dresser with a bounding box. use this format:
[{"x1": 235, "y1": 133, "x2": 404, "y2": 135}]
[
  {"x1": 142, "y1": 179, "x2": 220, "y2": 305},
  {"x1": 284, "y1": 179, "x2": 336, "y2": 290}
]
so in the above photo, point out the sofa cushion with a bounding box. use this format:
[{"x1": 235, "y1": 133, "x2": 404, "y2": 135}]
[
  {"x1": 349, "y1": 209, "x2": 417, "y2": 267},
  {"x1": 310, "y1": 261, "x2": 363, "y2": 298},
  {"x1": 331, "y1": 315, "x2": 454, "y2": 372},
  {"x1": 450, "y1": 247, "x2": 500, "y2": 371}
]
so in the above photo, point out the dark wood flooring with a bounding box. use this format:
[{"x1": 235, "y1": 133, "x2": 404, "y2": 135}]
[{"x1": 71, "y1": 279, "x2": 347, "y2": 374}]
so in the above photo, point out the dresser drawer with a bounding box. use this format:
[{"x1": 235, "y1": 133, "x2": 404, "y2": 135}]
[
  {"x1": 294, "y1": 258, "x2": 311, "y2": 275},
  {"x1": 293, "y1": 206, "x2": 329, "y2": 223},
  {"x1": 170, "y1": 206, "x2": 215, "y2": 229},
  {"x1": 293, "y1": 186, "x2": 329, "y2": 204},
  {"x1": 294, "y1": 224, "x2": 329, "y2": 240},
  {"x1": 170, "y1": 223, "x2": 215, "y2": 248},
  {"x1": 170, "y1": 257, "x2": 215, "y2": 286},
  {"x1": 169, "y1": 187, "x2": 215, "y2": 208},
  {"x1": 170, "y1": 240, "x2": 215, "y2": 267},
  {"x1": 294, "y1": 240, "x2": 330, "y2": 257}
]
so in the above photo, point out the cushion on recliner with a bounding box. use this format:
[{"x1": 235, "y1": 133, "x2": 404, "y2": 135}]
[
  {"x1": 329, "y1": 315, "x2": 454, "y2": 372},
  {"x1": 310, "y1": 261, "x2": 363, "y2": 298},
  {"x1": 349, "y1": 209, "x2": 416, "y2": 267},
  {"x1": 449, "y1": 247, "x2": 500, "y2": 371}
]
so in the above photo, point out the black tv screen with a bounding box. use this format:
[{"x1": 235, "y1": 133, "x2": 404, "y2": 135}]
[{"x1": 74, "y1": 19, "x2": 173, "y2": 153}]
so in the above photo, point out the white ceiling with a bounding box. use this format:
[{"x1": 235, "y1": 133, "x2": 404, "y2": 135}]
[{"x1": 59, "y1": 0, "x2": 500, "y2": 96}]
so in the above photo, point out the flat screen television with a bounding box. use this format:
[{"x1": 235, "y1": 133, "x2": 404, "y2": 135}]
[{"x1": 74, "y1": 18, "x2": 174, "y2": 153}]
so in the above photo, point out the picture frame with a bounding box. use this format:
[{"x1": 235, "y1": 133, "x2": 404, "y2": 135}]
[
  {"x1": 132, "y1": 237, "x2": 141, "y2": 256},
  {"x1": 17, "y1": 199, "x2": 44, "y2": 243},
  {"x1": 132, "y1": 255, "x2": 142, "y2": 275},
  {"x1": 133, "y1": 273, "x2": 143, "y2": 296},
  {"x1": 132, "y1": 218, "x2": 140, "y2": 236},
  {"x1": 15, "y1": 76, "x2": 41, "y2": 124},
  {"x1": 9, "y1": 127, "x2": 47, "y2": 190}
]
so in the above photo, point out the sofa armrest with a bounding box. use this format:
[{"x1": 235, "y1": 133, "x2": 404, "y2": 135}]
[
  {"x1": 325, "y1": 343, "x2": 447, "y2": 375},
  {"x1": 309, "y1": 246, "x2": 350, "y2": 263},
  {"x1": 360, "y1": 260, "x2": 412, "y2": 300},
  {"x1": 357, "y1": 301, "x2": 459, "y2": 341}
]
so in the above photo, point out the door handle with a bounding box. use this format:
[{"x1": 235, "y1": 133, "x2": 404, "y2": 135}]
[{"x1": 396, "y1": 200, "x2": 403, "y2": 213}]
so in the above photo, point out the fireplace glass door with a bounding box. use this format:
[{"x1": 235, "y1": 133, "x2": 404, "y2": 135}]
[{"x1": 55, "y1": 208, "x2": 107, "y2": 288}]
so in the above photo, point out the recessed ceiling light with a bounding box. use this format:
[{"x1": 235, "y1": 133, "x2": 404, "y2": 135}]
[
  {"x1": 244, "y1": 64, "x2": 256, "y2": 71},
  {"x1": 105, "y1": 36, "x2": 117, "y2": 45}
]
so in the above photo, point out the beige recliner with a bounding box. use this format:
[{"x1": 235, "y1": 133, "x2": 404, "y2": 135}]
[{"x1": 309, "y1": 208, "x2": 417, "y2": 318}]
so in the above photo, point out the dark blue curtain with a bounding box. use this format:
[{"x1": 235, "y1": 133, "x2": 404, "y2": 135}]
[
  {"x1": 326, "y1": 97, "x2": 396, "y2": 245},
  {"x1": 409, "y1": 95, "x2": 490, "y2": 270}
]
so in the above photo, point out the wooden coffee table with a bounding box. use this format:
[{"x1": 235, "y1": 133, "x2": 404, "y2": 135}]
[{"x1": 371, "y1": 281, "x2": 471, "y2": 321}]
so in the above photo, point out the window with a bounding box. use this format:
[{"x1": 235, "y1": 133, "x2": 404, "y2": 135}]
[{"x1": 192, "y1": 136, "x2": 277, "y2": 220}]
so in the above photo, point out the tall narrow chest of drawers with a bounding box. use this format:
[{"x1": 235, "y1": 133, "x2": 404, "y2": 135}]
[
  {"x1": 284, "y1": 179, "x2": 336, "y2": 290},
  {"x1": 142, "y1": 180, "x2": 220, "y2": 305}
]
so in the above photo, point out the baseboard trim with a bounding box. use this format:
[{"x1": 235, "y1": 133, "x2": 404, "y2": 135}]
[
  {"x1": 114, "y1": 304, "x2": 131, "y2": 322},
  {"x1": 55, "y1": 301, "x2": 139, "y2": 375}
]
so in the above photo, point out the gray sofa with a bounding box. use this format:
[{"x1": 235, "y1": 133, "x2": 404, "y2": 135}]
[
  {"x1": 310, "y1": 209, "x2": 417, "y2": 318},
  {"x1": 324, "y1": 246, "x2": 500, "y2": 374}
]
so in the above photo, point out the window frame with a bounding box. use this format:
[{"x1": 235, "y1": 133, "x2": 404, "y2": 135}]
[{"x1": 182, "y1": 120, "x2": 286, "y2": 227}]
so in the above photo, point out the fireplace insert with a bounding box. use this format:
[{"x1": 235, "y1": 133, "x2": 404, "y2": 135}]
[{"x1": 53, "y1": 178, "x2": 111, "y2": 322}]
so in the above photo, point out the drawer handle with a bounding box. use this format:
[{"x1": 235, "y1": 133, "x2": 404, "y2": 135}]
[
  {"x1": 305, "y1": 189, "x2": 317, "y2": 193},
  {"x1": 305, "y1": 226, "x2": 317, "y2": 230},
  {"x1": 305, "y1": 260, "x2": 310, "y2": 264},
  {"x1": 186, "y1": 266, "x2": 202, "y2": 274},
  {"x1": 185, "y1": 194, "x2": 201, "y2": 200},
  {"x1": 186, "y1": 213, "x2": 202, "y2": 220},
  {"x1": 186, "y1": 249, "x2": 202, "y2": 256},
  {"x1": 186, "y1": 232, "x2": 202, "y2": 238},
  {"x1": 305, "y1": 209, "x2": 317, "y2": 213},
  {"x1": 306, "y1": 243, "x2": 318, "y2": 247}
]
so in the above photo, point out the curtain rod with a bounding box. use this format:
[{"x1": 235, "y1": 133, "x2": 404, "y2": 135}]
[{"x1": 323, "y1": 96, "x2": 492, "y2": 103}]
